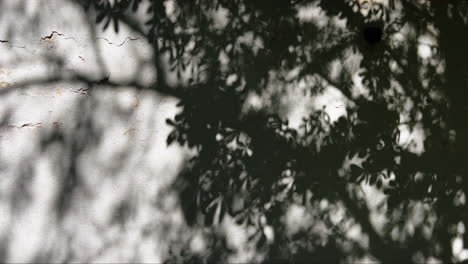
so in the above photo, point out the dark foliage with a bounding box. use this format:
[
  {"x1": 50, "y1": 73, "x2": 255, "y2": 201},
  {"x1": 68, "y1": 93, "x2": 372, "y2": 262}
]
[{"x1": 80, "y1": 0, "x2": 468, "y2": 263}]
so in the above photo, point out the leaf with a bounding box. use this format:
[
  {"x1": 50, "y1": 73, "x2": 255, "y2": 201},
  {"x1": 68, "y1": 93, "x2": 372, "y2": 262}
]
[
  {"x1": 224, "y1": 131, "x2": 237, "y2": 143},
  {"x1": 113, "y1": 16, "x2": 119, "y2": 33},
  {"x1": 170, "y1": 61, "x2": 178, "y2": 71},
  {"x1": 146, "y1": 5, "x2": 153, "y2": 14},
  {"x1": 234, "y1": 212, "x2": 246, "y2": 225},
  {"x1": 166, "y1": 118, "x2": 176, "y2": 126},
  {"x1": 166, "y1": 131, "x2": 176, "y2": 145},
  {"x1": 218, "y1": 200, "x2": 226, "y2": 223},
  {"x1": 96, "y1": 11, "x2": 107, "y2": 23},
  {"x1": 204, "y1": 206, "x2": 215, "y2": 226},
  {"x1": 132, "y1": 0, "x2": 140, "y2": 11},
  {"x1": 350, "y1": 164, "x2": 364, "y2": 181},
  {"x1": 257, "y1": 232, "x2": 267, "y2": 248},
  {"x1": 369, "y1": 174, "x2": 377, "y2": 185},
  {"x1": 177, "y1": 135, "x2": 185, "y2": 145},
  {"x1": 103, "y1": 16, "x2": 112, "y2": 30},
  {"x1": 376, "y1": 177, "x2": 383, "y2": 189}
]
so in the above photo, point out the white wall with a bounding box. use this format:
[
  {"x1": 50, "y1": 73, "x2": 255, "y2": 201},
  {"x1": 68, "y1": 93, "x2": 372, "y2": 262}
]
[{"x1": 0, "y1": 1, "x2": 194, "y2": 262}]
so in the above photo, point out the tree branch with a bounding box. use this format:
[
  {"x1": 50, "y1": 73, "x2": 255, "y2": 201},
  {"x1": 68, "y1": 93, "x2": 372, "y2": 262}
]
[{"x1": 0, "y1": 72, "x2": 185, "y2": 99}]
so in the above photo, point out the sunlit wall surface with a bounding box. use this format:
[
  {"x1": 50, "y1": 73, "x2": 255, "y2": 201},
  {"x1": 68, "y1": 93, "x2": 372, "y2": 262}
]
[{"x1": 0, "y1": 0, "x2": 467, "y2": 263}]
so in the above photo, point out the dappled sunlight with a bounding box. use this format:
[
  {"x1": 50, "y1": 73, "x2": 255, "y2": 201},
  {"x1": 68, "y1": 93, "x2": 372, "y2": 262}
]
[
  {"x1": 0, "y1": 83, "x2": 190, "y2": 262},
  {"x1": 0, "y1": 0, "x2": 193, "y2": 262},
  {"x1": 0, "y1": 0, "x2": 468, "y2": 263}
]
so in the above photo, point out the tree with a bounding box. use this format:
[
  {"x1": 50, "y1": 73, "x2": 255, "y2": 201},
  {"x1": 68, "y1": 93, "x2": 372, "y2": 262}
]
[{"x1": 80, "y1": 0, "x2": 468, "y2": 262}]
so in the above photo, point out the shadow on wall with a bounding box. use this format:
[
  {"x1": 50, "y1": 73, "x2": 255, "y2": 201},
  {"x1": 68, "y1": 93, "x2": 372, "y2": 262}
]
[
  {"x1": 0, "y1": 0, "x2": 192, "y2": 263},
  {"x1": 1, "y1": 0, "x2": 468, "y2": 263}
]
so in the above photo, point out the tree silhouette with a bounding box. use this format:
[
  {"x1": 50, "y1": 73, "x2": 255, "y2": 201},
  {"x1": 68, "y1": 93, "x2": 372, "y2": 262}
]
[{"x1": 80, "y1": 0, "x2": 468, "y2": 263}]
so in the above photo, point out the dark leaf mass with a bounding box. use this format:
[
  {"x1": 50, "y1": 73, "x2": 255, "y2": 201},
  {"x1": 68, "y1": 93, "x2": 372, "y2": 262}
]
[{"x1": 80, "y1": 0, "x2": 468, "y2": 263}]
